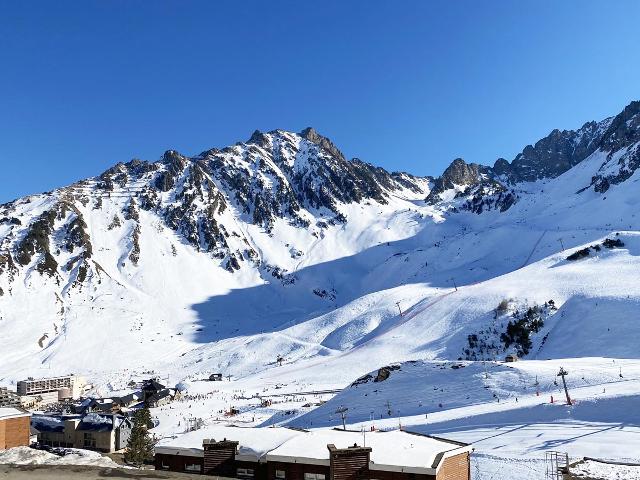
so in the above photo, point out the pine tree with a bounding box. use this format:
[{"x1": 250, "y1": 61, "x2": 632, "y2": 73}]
[{"x1": 124, "y1": 407, "x2": 155, "y2": 467}]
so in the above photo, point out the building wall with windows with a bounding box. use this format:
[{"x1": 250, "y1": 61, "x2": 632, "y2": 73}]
[
  {"x1": 267, "y1": 460, "x2": 330, "y2": 480},
  {"x1": 17, "y1": 375, "x2": 86, "y2": 399},
  {"x1": 0, "y1": 388, "x2": 21, "y2": 409},
  {"x1": 33, "y1": 414, "x2": 129, "y2": 453},
  {"x1": 155, "y1": 451, "x2": 204, "y2": 474}
]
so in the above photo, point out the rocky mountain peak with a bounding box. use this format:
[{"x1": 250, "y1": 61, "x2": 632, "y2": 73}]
[
  {"x1": 488, "y1": 105, "x2": 640, "y2": 185},
  {"x1": 247, "y1": 129, "x2": 270, "y2": 147},
  {"x1": 299, "y1": 127, "x2": 346, "y2": 163},
  {"x1": 426, "y1": 158, "x2": 487, "y2": 204},
  {"x1": 598, "y1": 100, "x2": 640, "y2": 152}
]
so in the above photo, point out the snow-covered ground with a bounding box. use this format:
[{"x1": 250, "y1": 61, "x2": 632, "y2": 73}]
[
  {"x1": 570, "y1": 459, "x2": 640, "y2": 480},
  {"x1": 0, "y1": 446, "x2": 122, "y2": 468}
]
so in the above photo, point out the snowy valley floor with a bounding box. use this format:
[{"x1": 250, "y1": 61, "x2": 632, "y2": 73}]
[
  {"x1": 128, "y1": 356, "x2": 640, "y2": 480},
  {"x1": 1, "y1": 357, "x2": 638, "y2": 479}
]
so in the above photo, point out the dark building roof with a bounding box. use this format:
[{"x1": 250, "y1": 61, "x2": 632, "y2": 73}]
[
  {"x1": 77, "y1": 413, "x2": 131, "y2": 432},
  {"x1": 142, "y1": 378, "x2": 166, "y2": 392},
  {"x1": 148, "y1": 388, "x2": 175, "y2": 405}
]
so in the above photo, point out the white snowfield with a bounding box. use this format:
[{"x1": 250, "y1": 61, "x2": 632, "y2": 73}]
[
  {"x1": 570, "y1": 459, "x2": 640, "y2": 480},
  {"x1": 0, "y1": 446, "x2": 122, "y2": 468},
  {"x1": 1, "y1": 126, "x2": 640, "y2": 480}
]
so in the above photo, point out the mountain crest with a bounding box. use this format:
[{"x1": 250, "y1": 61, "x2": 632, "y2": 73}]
[{"x1": 299, "y1": 127, "x2": 346, "y2": 162}]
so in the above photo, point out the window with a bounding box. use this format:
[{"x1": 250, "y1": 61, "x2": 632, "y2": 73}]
[
  {"x1": 185, "y1": 464, "x2": 201, "y2": 472},
  {"x1": 275, "y1": 470, "x2": 286, "y2": 479},
  {"x1": 83, "y1": 432, "x2": 96, "y2": 448},
  {"x1": 305, "y1": 473, "x2": 325, "y2": 480},
  {"x1": 237, "y1": 468, "x2": 255, "y2": 478}
]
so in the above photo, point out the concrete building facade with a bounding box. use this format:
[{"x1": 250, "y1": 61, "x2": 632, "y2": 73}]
[
  {"x1": 17, "y1": 375, "x2": 87, "y2": 400},
  {"x1": 32, "y1": 413, "x2": 132, "y2": 453}
]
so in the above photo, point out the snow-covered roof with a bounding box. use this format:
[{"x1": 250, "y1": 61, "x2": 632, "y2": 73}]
[
  {"x1": 266, "y1": 429, "x2": 471, "y2": 474},
  {"x1": 156, "y1": 426, "x2": 304, "y2": 461},
  {"x1": 31, "y1": 415, "x2": 65, "y2": 432},
  {"x1": 155, "y1": 426, "x2": 470, "y2": 473},
  {"x1": 0, "y1": 407, "x2": 30, "y2": 421}
]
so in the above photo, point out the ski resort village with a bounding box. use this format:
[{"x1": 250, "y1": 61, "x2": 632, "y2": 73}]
[{"x1": 2, "y1": 101, "x2": 640, "y2": 479}]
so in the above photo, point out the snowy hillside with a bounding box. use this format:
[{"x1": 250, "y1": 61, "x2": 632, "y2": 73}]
[
  {"x1": 3, "y1": 102, "x2": 640, "y2": 478},
  {"x1": 2, "y1": 102, "x2": 640, "y2": 382}
]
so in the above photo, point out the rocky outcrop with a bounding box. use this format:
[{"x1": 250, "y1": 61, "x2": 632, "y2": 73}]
[
  {"x1": 426, "y1": 158, "x2": 489, "y2": 204},
  {"x1": 299, "y1": 127, "x2": 346, "y2": 162},
  {"x1": 428, "y1": 101, "x2": 640, "y2": 209},
  {"x1": 587, "y1": 102, "x2": 640, "y2": 193},
  {"x1": 15, "y1": 209, "x2": 58, "y2": 277},
  {"x1": 494, "y1": 121, "x2": 607, "y2": 183}
]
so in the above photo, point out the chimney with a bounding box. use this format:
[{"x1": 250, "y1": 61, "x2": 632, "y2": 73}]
[{"x1": 327, "y1": 444, "x2": 372, "y2": 480}]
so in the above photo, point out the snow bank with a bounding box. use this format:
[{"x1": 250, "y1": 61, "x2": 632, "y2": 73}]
[
  {"x1": 570, "y1": 459, "x2": 640, "y2": 480},
  {"x1": 0, "y1": 447, "x2": 123, "y2": 468}
]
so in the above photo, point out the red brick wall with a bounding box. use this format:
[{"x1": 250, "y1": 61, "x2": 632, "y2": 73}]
[
  {"x1": 436, "y1": 452, "x2": 469, "y2": 480},
  {"x1": 0, "y1": 416, "x2": 30, "y2": 449}
]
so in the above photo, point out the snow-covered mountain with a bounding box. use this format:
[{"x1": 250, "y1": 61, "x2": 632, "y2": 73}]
[{"x1": 2, "y1": 101, "x2": 640, "y2": 386}]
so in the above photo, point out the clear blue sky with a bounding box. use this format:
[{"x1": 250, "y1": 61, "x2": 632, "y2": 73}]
[{"x1": 1, "y1": 1, "x2": 640, "y2": 203}]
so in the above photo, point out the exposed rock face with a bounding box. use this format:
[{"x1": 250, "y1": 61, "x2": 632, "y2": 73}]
[
  {"x1": 599, "y1": 101, "x2": 640, "y2": 152},
  {"x1": 0, "y1": 128, "x2": 428, "y2": 289},
  {"x1": 494, "y1": 121, "x2": 608, "y2": 183},
  {"x1": 426, "y1": 158, "x2": 489, "y2": 204},
  {"x1": 428, "y1": 100, "x2": 640, "y2": 210},
  {"x1": 458, "y1": 182, "x2": 518, "y2": 214},
  {"x1": 491, "y1": 101, "x2": 640, "y2": 186},
  {"x1": 299, "y1": 127, "x2": 346, "y2": 162},
  {"x1": 3, "y1": 99, "x2": 640, "y2": 293},
  {"x1": 588, "y1": 101, "x2": 640, "y2": 192}
]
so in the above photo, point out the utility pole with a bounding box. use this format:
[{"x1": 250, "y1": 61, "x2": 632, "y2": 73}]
[
  {"x1": 395, "y1": 301, "x2": 403, "y2": 317},
  {"x1": 450, "y1": 278, "x2": 458, "y2": 291},
  {"x1": 482, "y1": 355, "x2": 488, "y2": 379},
  {"x1": 558, "y1": 238, "x2": 565, "y2": 251},
  {"x1": 557, "y1": 367, "x2": 572, "y2": 405},
  {"x1": 335, "y1": 406, "x2": 348, "y2": 430}
]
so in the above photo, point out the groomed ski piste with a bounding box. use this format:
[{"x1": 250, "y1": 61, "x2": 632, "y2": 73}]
[{"x1": 2, "y1": 133, "x2": 640, "y2": 479}]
